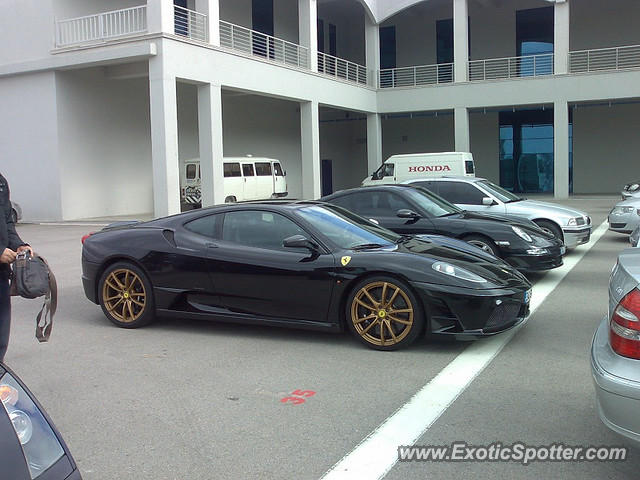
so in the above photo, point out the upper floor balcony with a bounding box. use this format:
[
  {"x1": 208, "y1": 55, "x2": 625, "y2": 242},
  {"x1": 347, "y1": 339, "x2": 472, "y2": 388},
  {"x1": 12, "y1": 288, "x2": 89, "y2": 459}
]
[{"x1": 49, "y1": 1, "x2": 640, "y2": 92}]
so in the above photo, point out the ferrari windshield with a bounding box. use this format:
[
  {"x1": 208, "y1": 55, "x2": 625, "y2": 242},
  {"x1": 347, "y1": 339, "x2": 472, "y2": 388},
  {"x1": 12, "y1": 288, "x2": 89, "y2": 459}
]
[
  {"x1": 296, "y1": 204, "x2": 399, "y2": 250},
  {"x1": 478, "y1": 180, "x2": 522, "y2": 203}
]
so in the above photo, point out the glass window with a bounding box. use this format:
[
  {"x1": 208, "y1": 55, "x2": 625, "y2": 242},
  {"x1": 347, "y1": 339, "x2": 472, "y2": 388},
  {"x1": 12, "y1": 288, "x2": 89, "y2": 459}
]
[
  {"x1": 465, "y1": 160, "x2": 475, "y2": 174},
  {"x1": 242, "y1": 164, "x2": 255, "y2": 177},
  {"x1": 186, "y1": 164, "x2": 197, "y2": 180},
  {"x1": 403, "y1": 188, "x2": 461, "y2": 217},
  {"x1": 224, "y1": 163, "x2": 241, "y2": 178},
  {"x1": 222, "y1": 210, "x2": 307, "y2": 251},
  {"x1": 410, "y1": 181, "x2": 438, "y2": 196},
  {"x1": 255, "y1": 162, "x2": 272, "y2": 176},
  {"x1": 185, "y1": 213, "x2": 222, "y2": 238},
  {"x1": 435, "y1": 181, "x2": 486, "y2": 205},
  {"x1": 476, "y1": 180, "x2": 522, "y2": 203},
  {"x1": 273, "y1": 163, "x2": 284, "y2": 176},
  {"x1": 295, "y1": 205, "x2": 398, "y2": 250}
]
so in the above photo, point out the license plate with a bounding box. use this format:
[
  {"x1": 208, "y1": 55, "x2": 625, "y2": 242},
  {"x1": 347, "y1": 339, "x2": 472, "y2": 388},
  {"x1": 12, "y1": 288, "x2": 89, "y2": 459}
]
[
  {"x1": 560, "y1": 246, "x2": 566, "y2": 255},
  {"x1": 524, "y1": 289, "x2": 532, "y2": 304},
  {"x1": 186, "y1": 187, "x2": 199, "y2": 194}
]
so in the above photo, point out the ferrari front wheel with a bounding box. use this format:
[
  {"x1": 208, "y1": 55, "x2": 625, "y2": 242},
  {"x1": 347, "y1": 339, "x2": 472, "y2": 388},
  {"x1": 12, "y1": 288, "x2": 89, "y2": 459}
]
[
  {"x1": 98, "y1": 262, "x2": 155, "y2": 328},
  {"x1": 346, "y1": 276, "x2": 423, "y2": 350}
]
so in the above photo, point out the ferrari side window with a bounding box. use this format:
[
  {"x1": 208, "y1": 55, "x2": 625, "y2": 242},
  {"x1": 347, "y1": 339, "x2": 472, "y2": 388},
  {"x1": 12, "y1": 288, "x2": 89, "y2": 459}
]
[
  {"x1": 222, "y1": 210, "x2": 306, "y2": 251},
  {"x1": 184, "y1": 213, "x2": 222, "y2": 238}
]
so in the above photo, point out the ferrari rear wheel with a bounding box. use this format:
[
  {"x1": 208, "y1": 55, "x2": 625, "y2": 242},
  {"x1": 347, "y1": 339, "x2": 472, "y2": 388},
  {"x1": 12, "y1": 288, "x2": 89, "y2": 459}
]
[
  {"x1": 98, "y1": 262, "x2": 155, "y2": 328},
  {"x1": 347, "y1": 276, "x2": 423, "y2": 350}
]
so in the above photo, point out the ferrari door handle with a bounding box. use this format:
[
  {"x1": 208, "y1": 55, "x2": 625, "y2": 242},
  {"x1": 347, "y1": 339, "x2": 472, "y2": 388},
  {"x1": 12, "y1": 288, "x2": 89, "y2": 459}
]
[{"x1": 205, "y1": 242, "x2": 218, "y2": 249}]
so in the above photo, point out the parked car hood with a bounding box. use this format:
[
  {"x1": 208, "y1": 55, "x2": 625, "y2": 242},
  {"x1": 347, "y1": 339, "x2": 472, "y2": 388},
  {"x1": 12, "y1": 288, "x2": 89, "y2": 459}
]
[
  {"x1": 613, "y1": 197, "x2": 640, "y2": 208},
  {"x1": 505, "y1": 199, "x2": 589, "y2": 224},
  {"x1": 459, "y1": 210, "x2": 550, "y2": 235}
]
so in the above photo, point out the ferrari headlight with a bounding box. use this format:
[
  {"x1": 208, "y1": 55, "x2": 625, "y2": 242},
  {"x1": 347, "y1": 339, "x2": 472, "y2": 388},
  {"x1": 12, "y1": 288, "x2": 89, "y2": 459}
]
[
  {"x1": 511, "y1": 226, "x2": 532, "y2": 243},
  {"x1": 1, "y1": 373, "x2": 65, "y2": 478},
  {"x1": 432, "y1": 261, "x2": 488, "y2": 283}
]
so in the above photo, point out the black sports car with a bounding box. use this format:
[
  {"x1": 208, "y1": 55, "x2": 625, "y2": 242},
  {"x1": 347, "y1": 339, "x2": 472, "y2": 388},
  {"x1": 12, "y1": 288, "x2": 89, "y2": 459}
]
[
  {"x1": 81, "y1": 202, "x2": 532, "y2": 350},
  {"x1": 321, "y1": 185, "x2": 564, "y2": 272},
  {"x1": 1, "y1": 363, "x2": 81, "y2": 480}
]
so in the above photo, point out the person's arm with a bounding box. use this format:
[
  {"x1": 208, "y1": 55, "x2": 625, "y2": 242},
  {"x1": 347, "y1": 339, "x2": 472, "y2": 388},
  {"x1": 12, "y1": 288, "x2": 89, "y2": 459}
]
[{"x1": 2, "y1": 180, "x2": 29, "y2": 253}]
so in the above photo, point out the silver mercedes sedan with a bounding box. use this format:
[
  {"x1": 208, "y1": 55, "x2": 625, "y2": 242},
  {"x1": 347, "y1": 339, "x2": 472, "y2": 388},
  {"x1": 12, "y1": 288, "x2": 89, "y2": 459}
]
[
  {"x1": 608, "y1": 198, "x2": 640, "y2": 235},
  {"x1": 591, "y1": 248, "x2": 640, "y2": 443},
  {"x1": 404, "y1": 176, "x2": 592, "y2": 248}
]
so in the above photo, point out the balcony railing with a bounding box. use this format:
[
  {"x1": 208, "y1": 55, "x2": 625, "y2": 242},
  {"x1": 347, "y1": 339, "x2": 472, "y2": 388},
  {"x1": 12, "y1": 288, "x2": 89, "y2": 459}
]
[
  {"x1": 55, "y1": 6, "x2": 147, "y2": 47},
  {"x1": 379, "y1": 63, "x2": 453, "y2": 88},
  {"x1": 569, "y1": 45, "x2": 640, "y2": 73},
  {"x1": 174, "y1": 5, "x2": 207, "y2": 42},
  {"x1": 468, "y1": 54, "x2": 554, "y2": 81},
  {"x1": 317, "y1": 52, "x2": 369, "y2": 86},
  {"x1": 219, "y1": 21, "x2": 309, "y2": 69}
]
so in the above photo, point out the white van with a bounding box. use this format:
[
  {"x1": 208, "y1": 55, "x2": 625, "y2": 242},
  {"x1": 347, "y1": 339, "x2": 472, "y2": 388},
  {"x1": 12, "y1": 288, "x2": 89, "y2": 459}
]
[
  {"x1": 362, "y1": 152, "x2": 475, "y2": 186},
  {"x1": 181, "y1": 156, "x2": 288, "y2": 206}
]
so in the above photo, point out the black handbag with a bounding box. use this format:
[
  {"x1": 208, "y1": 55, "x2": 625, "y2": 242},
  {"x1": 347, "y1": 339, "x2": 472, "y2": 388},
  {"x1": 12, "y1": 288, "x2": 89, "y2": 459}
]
[{"x1": 9, "y1": 251, "x2": 57, "y2": 342}]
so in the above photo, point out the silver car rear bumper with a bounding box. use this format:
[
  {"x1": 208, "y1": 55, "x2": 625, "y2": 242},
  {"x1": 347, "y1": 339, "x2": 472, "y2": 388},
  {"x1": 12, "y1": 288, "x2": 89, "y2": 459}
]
[{"x1": 591, "y1": 316, "x2": 640, "y2": 443}]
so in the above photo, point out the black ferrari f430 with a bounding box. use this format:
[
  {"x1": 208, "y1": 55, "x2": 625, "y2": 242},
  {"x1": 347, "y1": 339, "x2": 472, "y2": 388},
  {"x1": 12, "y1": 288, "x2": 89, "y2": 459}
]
[{"x1": 82, "y1": 202, "x2": 532, "y2": 350}]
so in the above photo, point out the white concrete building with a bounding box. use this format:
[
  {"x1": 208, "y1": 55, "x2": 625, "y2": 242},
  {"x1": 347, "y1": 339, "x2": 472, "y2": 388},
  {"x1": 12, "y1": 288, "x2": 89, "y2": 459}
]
[{"x1": 1, "y1": 0, "x2": 639, "y2": 221}]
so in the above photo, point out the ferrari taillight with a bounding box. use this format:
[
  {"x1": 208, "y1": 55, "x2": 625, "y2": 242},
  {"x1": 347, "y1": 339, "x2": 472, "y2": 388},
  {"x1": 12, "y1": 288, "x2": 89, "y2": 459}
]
[
  {"x1": 609, "y1": 288, "x2": 640, "y2": 359},
  {"x1": 81, "y1": 232, "x2": 94, "y2": 244}
]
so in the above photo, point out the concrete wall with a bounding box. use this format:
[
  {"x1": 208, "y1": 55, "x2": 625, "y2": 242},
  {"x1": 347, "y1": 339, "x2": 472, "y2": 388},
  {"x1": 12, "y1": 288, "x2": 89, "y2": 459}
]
[
  {"x1": 0, "y1": 72, "x2": 62, "y2": 222},
  {"x1": 318, "y1": 1, "x2": 366, "y2": 64},
  {"x1": 381, "y1": 113, "x2": 454, "y2": 161},
  {"x1": 220, "y1": 0, "x2": 298, "y2": 42},
  {"x1": 470, "y1": 111, "x2": 499, "y2": 183},
  {"x1": 222, "y1": 94, "x2": 304, "y2": 198},
  {"x1": 56, "y1": 68, "x2": 153, "y2": 219},
  {"x1": 320, "y1": 115, "x2": 368, "y2": 192},
  {"x1": 53, "y1": 0, "x2": 144, "y2": 19},
  {"x1": 573, "y1": 102, "x2": 640, "y2": 194},
  {"x1": 0, "y1": 0, "x2": 55, "y2": 65},
  {"x1": 571, "y1": 0, "x2": 640, "y2": 50}
]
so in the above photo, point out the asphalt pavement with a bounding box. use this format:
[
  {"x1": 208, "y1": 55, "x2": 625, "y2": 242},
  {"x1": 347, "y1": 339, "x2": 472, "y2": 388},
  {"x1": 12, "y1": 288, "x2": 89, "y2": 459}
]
[{"x1": 5, "y1": 195, "x2": 639, "y2": 479}]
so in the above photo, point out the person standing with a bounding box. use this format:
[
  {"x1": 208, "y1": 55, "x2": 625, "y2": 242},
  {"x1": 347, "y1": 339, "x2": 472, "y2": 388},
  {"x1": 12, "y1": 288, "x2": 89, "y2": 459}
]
[{"x1": 0, "y1": 173, "x2": 32, "y2": 362}]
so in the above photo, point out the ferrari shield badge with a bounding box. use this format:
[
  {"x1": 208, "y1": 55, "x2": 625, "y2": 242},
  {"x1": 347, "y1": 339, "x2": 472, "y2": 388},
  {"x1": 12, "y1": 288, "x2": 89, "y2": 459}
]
[{"x1": 341, "y1": 256, "x2": 352, "y2": 266}]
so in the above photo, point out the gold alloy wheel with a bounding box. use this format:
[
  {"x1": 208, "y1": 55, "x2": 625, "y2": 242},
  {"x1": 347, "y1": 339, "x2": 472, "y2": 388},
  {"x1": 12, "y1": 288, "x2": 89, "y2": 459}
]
[
  {"x1": 102, "y1": 268, "x2": 147, "y2": 323},
  {"x1": 350, "y1": 281, "x2": 414, "y2": 347}
]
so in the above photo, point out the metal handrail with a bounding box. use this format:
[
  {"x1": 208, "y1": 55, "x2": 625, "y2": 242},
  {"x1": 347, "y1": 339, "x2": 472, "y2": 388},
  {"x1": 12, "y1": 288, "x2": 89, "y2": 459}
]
[
  {"x1": 219, "y1": 20, "x2": 309, "y2": 69},
  {"x1": 569, "y1": 44, "x2": 640, "y2": 73},
  {"x1": 379, "y1": 63, "x2": 454, "y2": 88},
  {"x1": 174, "y1": 5, "x2": 208, "y2": 42},
  {"x1": 55, "y1": 6, "x2": 147, "y2": 47},
  {"x1": 468, "y1": 53, "x2": 554, "y2": 81},
  {"x1": 317, "y1": 52, "x2": 369, "y2": 86}
]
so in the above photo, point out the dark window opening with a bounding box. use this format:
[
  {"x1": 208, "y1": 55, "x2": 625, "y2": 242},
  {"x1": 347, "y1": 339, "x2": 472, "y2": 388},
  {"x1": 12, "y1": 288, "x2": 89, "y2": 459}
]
[
  {"x1": 242, "y1": 164, "x2": 255, "y2": 177},
  {"x1": 255, "y1": 162, "x2": 272, "y2": 176},
  {"x1": 224, "y1": 163, "x2": 242, "y2": 178},
  {"x1": 252, "y1": 0, "x2": 274, "y2": 58},
  {"x1": 516, "y1": 6, "x2": 554, "y2": 76}
]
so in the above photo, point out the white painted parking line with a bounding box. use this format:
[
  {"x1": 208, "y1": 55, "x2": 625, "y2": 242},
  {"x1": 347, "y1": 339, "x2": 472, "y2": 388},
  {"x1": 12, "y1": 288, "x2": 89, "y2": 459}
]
[{"x1": 321, "y1": 221, "x2": 609, "y2": 480}]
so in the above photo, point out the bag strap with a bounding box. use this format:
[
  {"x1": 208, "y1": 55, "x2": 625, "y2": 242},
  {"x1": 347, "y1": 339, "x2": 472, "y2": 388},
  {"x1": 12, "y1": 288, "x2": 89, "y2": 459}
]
[{"x1": 34, "y1": 255, "x2": 57, "y2": 343}]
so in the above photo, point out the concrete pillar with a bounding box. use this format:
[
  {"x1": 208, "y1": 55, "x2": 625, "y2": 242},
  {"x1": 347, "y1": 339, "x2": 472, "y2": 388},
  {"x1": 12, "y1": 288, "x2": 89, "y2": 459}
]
[
  {"x1": 147, "y1": 0, "x2": 174, "y2": 34},
  {"x1": 300, "y1": 101, "x2": 321, "y2": 199},
  {"x1": 195, "y1": 0, "x2": 220, "y2": 46},
  {"x1": 554, "y1": 100, "x2": 570, "y2": 199},
  {"x1": 149, "y1": 57, "x2": 180, "y2": 218},
  {"x1": 367, "y1": 113, "x2": 383, "y2": 174},
  {"x1": 365, "y1": 17, "x2": 380, "y2": 88},
  {"x1": 554, "y1": 0, "x2": 570, "y2": 74},
  {"x1": 454, "y1": 107, "x2": 470, "y2": 152},
  {"x1": 298, "y1": 0, "x2": 318, "y2": 71},
  {"x1": 453, "y1": 0, "x2": 469, "y2": 83},
  {"x1": 198, "y1": 84, "x2": 225, "y2": 206}
]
